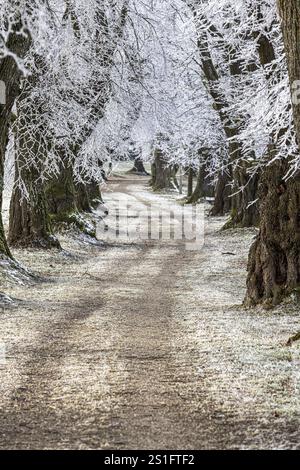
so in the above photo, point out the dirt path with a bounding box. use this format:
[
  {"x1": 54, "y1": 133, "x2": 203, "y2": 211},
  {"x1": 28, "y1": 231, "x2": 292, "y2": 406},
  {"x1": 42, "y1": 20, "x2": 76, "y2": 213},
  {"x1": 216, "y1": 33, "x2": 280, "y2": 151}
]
[{"x1": 0, "y1": 174, "x2": 300, "y2": 449}]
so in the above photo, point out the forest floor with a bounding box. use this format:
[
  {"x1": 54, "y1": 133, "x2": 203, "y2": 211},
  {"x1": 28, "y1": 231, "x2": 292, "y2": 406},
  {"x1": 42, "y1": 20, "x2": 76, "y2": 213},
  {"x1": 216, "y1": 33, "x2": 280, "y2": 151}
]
[{"x1": 0, "y1": 170, "x2": 300, "y2": 449}]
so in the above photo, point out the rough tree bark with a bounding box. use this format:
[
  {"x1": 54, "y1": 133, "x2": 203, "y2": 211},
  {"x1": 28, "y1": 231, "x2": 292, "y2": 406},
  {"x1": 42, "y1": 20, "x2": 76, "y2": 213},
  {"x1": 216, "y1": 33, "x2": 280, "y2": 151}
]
[
  {"x1": 9, "y1": 160, "x2": 60, "y2": 249},
  {"x1": 75, "y1": 182, "x2": 103, "y2": 212},
  {"x1": 245, "y1": 1, "x2": 300, "y2": 306},
  {"x1": 46, "y1": 165, "x2": 77, "y2": 220}
]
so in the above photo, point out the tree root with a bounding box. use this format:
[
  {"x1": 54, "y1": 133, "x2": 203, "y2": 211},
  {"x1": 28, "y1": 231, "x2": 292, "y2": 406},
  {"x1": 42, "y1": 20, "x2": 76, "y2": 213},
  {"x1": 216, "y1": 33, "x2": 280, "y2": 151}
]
[{"x1": 287, "y1": 332, "x2": 300, "y2": 347}]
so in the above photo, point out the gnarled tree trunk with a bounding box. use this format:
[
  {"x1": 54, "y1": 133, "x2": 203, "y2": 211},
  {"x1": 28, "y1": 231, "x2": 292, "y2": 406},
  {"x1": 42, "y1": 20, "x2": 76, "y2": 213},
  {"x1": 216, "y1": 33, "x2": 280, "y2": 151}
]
[
  {"x1": 245, "y1": 160, "x2": 300, "y2": 306},
  {"x1": 245, "y1": 1, "x2": 300, "y2": 305}
]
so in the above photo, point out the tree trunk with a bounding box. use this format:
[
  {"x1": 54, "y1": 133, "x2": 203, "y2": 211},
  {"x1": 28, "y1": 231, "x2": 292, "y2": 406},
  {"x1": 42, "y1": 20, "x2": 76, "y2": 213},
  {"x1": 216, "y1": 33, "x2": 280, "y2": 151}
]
[
  {"x1": 8, "y1": 69, "x2": 60, "y2": 249},
  {"x1": 75, "y1": 181, "x2": 103, "y2": 212},
  {"x1": 210, "y1": 171, "x2": 232, "y2": 216},
  {"x1": 227, "y1": 6, "x2": 275, "y2": 230},
  {"x1": 75, "y1": 183, "x2": 92, "y2": 213},
  {"x1": 130, "y1": 157, "x2": 148, "y2": 175},
  {"x1": 245, "y1": 160, "x2": 300, "y2": 306},
  {"x1": 46, "y1": 165, "x2": 77, "y2": 222},
  {"x1": 186, "y1": 165, "x2": 214, "y2": 204},
  {"x1": 47, "y1": 2, "x2": 127, "y2": 230},
  {"x1": 46, "y1": 167, "x2": 96, "y2": 237},
  {"x1": 245, "y1": 1, "x2": 300, "y2": 305},
  {"x1": 191, "y1": 15, "x2": 243, "y2": 216},
  {"x1": 9, "y1": 167, "x2": 60, "y2": 249},
  {"x1": 277, "y1": 1, "x2": 300, "y2": 142},
  {"x1": 224, "y1": 163, "x2": 260, "y2": 229},
  {"x1": 0, "y1": 14, "x2": 31, "y2": 258},
  {"x1": 0, "y1": 133, "x2": 12, "y2": 257},
  {"x1": 151, "y1": 149, "x2": 176, "y2": 191},
  {"x1": 187, "y1": 167, "x2": 194, "y2": 198},
  {"x1": 86, "y1": 182, "x2": 103, "y2": 207}
]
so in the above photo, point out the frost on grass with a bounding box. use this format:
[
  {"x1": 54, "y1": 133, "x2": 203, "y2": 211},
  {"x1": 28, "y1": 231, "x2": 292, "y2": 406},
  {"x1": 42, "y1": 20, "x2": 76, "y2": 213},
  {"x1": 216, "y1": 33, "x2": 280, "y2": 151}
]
[
  {"x1": 0, "y1": 176, "x2": 300, "y2": 449},
  {"x1": 173, "y1": 221, "x2": 300, "y2": 449}
]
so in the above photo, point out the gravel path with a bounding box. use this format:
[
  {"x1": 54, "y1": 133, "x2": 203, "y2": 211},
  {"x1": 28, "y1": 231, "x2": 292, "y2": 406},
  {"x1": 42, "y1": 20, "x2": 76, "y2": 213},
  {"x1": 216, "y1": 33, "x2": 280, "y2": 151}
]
[{"x1": 0, "y1": 174, "x2": 300, "y2": 449}]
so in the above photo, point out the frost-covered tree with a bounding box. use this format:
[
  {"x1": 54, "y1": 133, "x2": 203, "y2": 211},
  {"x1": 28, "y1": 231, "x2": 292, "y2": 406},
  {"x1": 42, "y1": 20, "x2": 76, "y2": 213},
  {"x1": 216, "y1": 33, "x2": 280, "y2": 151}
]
[
  {"x1": 186, "y1": 0, "x2": 290, "y2": 225},
  {"x1": 2, "y1": 0, "x2": 300, "y2": 308},
  {"x1": 7, "y1": 0, "x2": 129, "y2": 245},
  {"x1": 0, "y1": 0, "x2": 35, "y2": 257}
]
